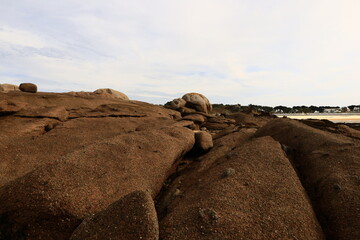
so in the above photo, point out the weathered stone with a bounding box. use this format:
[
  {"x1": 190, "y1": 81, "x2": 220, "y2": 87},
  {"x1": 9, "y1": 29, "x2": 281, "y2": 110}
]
[
  {"x1": 0, "y1": 100, "x2": 25, "y2": 115},
  {"x1": 94, "y1": 88, "x2": 129, "y2": 100},
  {"x1": 0, "y1": 84, "x2": 19, "y2": 92},
  {"x1": 182, "y1": 114, "x2": 206, "y2": 124},
  {"x1": 160, "y1": 137, "x2": 325, "y2": 240},
  {"x1": 182, "y1": 93, "x2": 212, "y2": 114},
  {"x1": 70, "y1": 190, "x2": 158, "y2": 240},
  {"x1": 164, "y1": 98, "x2": 186, "y2": 110},
  {"x1": 194, "y1": 131, "x2": 213, "y2": 151},
  {"x1": 15, "y1": 106, "x2": 69, "y2": 121},
  {"x1": 178, "y1": 107, "x2": 197, "y2": 115},
  {"x1": 0, "y1": 127, "x2": 194, "y2": 239},
  {"x1": 255, "y1": 118, "x2": 360, "y2": 239},
  {"x1": 221, "y1": 168, "x2": 236, "y2": 178},
  {"x1": 19, "y1": 83, "x2": 37, "y2": 93}
]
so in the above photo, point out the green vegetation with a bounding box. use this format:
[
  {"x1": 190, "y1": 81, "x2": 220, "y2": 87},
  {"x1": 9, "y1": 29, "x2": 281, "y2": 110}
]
[{"x1": 212, "y1": 104, "x2": 360, "y2": 114}]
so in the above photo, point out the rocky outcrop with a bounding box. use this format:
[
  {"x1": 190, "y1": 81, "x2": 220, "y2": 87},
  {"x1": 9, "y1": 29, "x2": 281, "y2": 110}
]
[
  {"x1": 19, "y1": 83, "x2": 37, "y2": 93},
  {"x1": 0, "y1": 90, "x2": 195, "y2": 239},
  {"x1": 255, "y1": 118, "x2": 360, "y2": 240},
  {"x1": 0, "y1": 100, "x2": 25, "y2": 116},
  {"x1": 70, "y1": 191, "x2": 158, "y2": 240},
  {"x1": 182, "y1": 93, "x2": 212, "y2": 114},
  {"x1": 0, "y1": 126, "x2": 194, "y2": 239},
  {"x1": 15, "y1": 106, "x2": 69, "y2": 121},
  {"x1": 159, "y1": 135, "x2": 324, "y2": 239},
  {"x1": 0, "y1": 83, "x2": 19, "y2": 92},
  {"x1": 0, "y1": 89, "x2": 359, "y2": 240},
  {"x1": 93, "y1": 88, "x2": 129, "y2": 100},
  {"x1": 165, "y1": 93, "x2": 242, "y2": 133},
  {"x1": 165, "y1": 93, "x2": 211, "y2": 114}
]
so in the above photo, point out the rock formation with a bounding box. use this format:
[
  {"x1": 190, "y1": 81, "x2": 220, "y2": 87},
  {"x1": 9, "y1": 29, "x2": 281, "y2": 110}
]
[
  {"x1": 93, "y1": 88, "x2": 129, "y2": 100},
  {"x1": 0, "y1": 89, "x2": 359, "y2": 240},
  {"x1": 70, "y1": 191, "x2": 158, "y2": 240},
  {"x1": 165, "y1": 93, "x2": 212, "y2": 114},
  {"x1": 182, "y1": 92, "x2": 212, "y2": 114},
  {"x1": 194, "y1": 131, "x2": 213, "y2": 151},
  {"x1": 19, "y1": 83, "x2": 37, "y2": 93},
  {"x1": 0, "y1": 83, "x2": 19, "y2": 92}
]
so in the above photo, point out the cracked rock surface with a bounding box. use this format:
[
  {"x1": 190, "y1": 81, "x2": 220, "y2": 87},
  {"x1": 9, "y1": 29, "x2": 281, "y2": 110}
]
[{"x1": 0, "y1": 91, "x2": 359, "y2": 240}]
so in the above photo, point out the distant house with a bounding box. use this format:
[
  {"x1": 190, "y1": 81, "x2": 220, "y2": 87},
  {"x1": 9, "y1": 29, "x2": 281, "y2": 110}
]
[
  {"x1": 323, "y1": 108, "x2": 341, "y2": 113},
  {"x1": 354, "y1": 107, "x2": 360, "y2": 112}
]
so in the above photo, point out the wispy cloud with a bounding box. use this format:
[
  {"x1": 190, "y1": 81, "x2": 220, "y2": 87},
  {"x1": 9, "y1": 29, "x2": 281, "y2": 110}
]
[{"x1": 0, "y1": 0, "x2": 359, "y2": 106}]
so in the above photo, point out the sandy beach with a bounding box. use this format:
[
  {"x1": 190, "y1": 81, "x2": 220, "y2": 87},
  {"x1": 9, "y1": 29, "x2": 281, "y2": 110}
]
[{"x1": 276, "y1": 114, "x2": 360, "y2": 123}]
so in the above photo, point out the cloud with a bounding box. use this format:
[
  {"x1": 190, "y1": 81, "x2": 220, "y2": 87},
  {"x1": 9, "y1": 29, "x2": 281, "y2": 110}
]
[{"x1": 0, "y1": 0, "x2": 359, "y2": 106}]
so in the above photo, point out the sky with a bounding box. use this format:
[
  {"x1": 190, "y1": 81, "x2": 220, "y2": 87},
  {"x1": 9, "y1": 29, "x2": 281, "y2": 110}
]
[{"x1": 0, "y1": 0, "x2": 359, "y2": 106}]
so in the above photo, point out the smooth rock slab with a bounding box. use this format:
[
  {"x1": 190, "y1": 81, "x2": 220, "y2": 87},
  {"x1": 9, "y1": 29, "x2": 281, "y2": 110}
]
[{"x1": 70, "y1": 190, "x2": 158, "y2": 240}]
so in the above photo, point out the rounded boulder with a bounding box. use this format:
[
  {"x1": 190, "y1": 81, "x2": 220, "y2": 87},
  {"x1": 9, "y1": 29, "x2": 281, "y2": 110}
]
[
  {"x1": 182, "y1": 93, "x2": 212, "y2": 114},
  {"x1": 194, "y1": 131, "x2": 213, "y2": 151},
  {"x1": 94, "y1": 88, "x2": 129, "y2": 100},
  {"x1": 19, "y1": 83, "x2": 37, "y2": 93}
]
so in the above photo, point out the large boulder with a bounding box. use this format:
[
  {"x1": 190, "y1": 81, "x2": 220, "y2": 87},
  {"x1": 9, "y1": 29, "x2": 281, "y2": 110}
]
[
  {"x1": 159, "y1": 136, "x2": 325, "y2": 239},
  {"x1": 0, "y1": 83, "x2": 19, "y2": 92},
  {"x1": 70, "y1": 190, "x2": 158, "y2": 240},
  {"x1": 0, "y1": 126, "x2": 194, "y2": 239},
  {"x1": 255, "y1": 118, "x2": 360, "y2": 239},
  {"x1": 93, "y1": 88, "x2": 129, "y2": 100},
  {"x1": 194, "y1": 131, "x2": 213, "y2": 151},
  {"x1": 182, "y1": 93, "x2": 212, "y2": 114},
  {"x1": 19, "y1": 83, "x2": 37, "y2": 93}
]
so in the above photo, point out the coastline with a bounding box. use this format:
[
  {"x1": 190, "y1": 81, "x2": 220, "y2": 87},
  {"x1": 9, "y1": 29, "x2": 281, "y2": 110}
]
[{"x1": 275, "y1": 113, "x2": 360, "y2": 123}]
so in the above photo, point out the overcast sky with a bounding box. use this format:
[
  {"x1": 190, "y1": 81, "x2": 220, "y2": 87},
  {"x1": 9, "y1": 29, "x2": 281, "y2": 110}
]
[{"x1": 0, "y1": 0, "x2": 359, "y2": 106}]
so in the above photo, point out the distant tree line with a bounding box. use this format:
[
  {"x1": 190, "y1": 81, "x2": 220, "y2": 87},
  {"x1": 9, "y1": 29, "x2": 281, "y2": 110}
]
[{"x1": 212, "y1": 104, "x2": 360, "y2": 113}]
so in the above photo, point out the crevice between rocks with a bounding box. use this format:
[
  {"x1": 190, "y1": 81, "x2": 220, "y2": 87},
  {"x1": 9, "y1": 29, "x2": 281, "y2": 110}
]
[
  {"x1": 68, "y1": 114, "x2": 147, "y2": 119},
  {"x1": 154, "y1": 144, "x2": 207, "y2": 221},
  {"x1": 279, "y1": 143, "x2": 327, "y2": 239}
]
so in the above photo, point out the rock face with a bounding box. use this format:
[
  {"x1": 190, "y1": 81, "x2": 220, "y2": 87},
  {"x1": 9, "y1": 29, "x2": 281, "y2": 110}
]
[
  {"x1": 94, "y1": 88, "x2": 129, "y2": 100},
  {"x1": 0, "y1": 126, "x2": 194, "y2": 239},
  {"x1": 182, "y1": 92, "x2": 212, "y2": 114},
  {"x1": 19, "y1": 83, "x2": 37, "y2": 93},
  {"x1": 0, "y1": 100, "x2": 25, "y2": 116},
  {"x1": 0, "y1": 91, "x2": 194, "y2": 239},
  {"x1": 0, "y1": 83, "x2": 19, "y2": 92},
  {"x1": 255, "y1": 118, "x2": 360, "y2": 240},
  {"x1": 159, "y1": 135, "x2": 324, "y2": 240},
  {"x1": 70, "y1": 190, "x2": 158, "y2": 240},
  {"x1": 0, "y1": 89, "x2": 359, "y2": 240}
]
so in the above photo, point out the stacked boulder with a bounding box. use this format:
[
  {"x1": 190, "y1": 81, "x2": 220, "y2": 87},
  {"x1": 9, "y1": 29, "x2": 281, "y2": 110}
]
[
  {"x1": 0, "y1": 83, "x2": 38, "y2": 93},
  {"x1": 165, "y1": 93, "x2": 235, "y2": 133},
  {"x1": 165, "y1": 93, "x2": 211, "y2": 114},
  {"x1": 165, "y1": 93, "x2": 237, "y2": 152}
]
